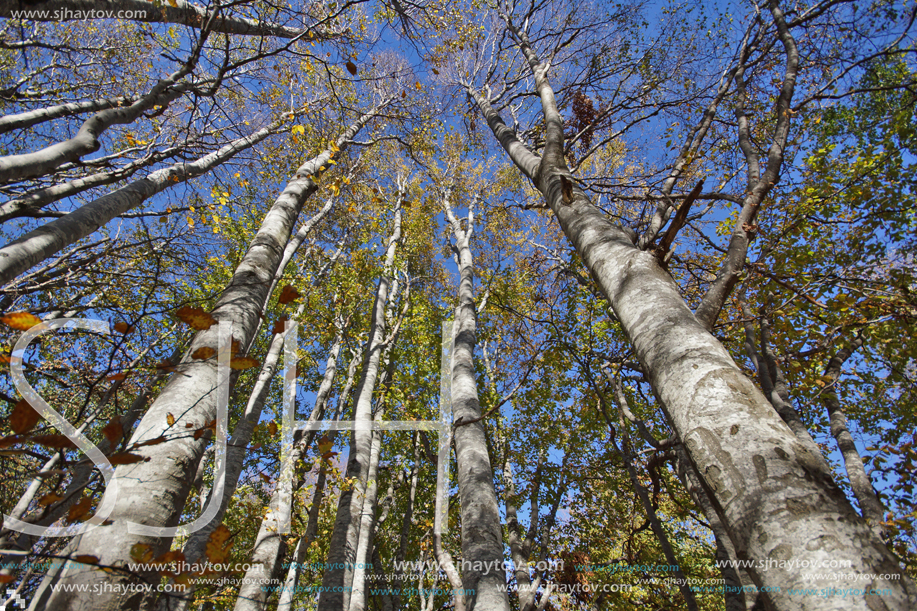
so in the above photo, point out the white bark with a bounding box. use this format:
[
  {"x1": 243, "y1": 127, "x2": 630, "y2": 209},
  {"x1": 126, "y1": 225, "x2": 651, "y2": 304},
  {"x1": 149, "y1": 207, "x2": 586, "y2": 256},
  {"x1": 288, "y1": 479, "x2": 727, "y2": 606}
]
[
  {"x1": 318, "y1": 193, "x2": 403, "y2": 611},
  {"x1": 0, "y1": 44, "x2": 206, "y2": 185},
  {"x1": 0, "y1": 122, "x2": 278, "y2": 286},
  {"x1": 39, "y1": 109, "x2": 378, "y2": 611},
  {"x1": 444, "y1": 187, "x2": 510, "y2": 611},
  {"x1": 472, "y1": 6, "x2": 916, "y2": 609}
]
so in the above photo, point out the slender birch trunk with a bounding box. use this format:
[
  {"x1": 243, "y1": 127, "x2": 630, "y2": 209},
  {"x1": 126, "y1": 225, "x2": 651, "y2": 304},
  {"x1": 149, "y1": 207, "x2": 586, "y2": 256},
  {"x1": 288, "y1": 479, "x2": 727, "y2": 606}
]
[
  {"x1": 469, "y1": 5, "x2": 915, "y2": 609},
  {"x1": 232, "y1": 324, "x2": 344, "y2": 611},
  {"x1": 318, "y1": 192, "x2": 403, "y2": 611},
  {"x1": 276, "y1": 462, "x2": 328, "y2": 611},
  {"x1": 443, "y1": 186, "x2": 510, "y2": 611},
  {"x1": 39, "y1": 109, "x2": 380, "y2": 611}
]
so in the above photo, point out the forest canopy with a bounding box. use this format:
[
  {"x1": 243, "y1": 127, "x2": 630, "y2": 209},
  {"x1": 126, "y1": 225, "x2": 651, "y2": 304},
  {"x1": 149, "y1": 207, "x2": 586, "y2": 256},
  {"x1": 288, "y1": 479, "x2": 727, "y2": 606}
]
[{"x1": 0, "y1": 1, "x2": 915, "y2": 611}]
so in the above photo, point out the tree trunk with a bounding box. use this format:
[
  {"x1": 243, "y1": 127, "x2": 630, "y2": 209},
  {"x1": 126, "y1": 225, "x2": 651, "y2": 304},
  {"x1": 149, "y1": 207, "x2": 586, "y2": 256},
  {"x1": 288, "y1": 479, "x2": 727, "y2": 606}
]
[
  {"x1": 39, "y1": 110, "x2": 379, "y2": 611},
  {"x1": 0, "y1": 121, "x2": 279, "y2": 286},
  {"x1": 822, "y1": 336, "x2": 887, "y2": 538},
  {"x1": 443, "y1": 186, "x2": 510, "y2": 611},
  {"x1": 318, "y1": 192, "x2": 403, "y2": 611},
  {"x1": 470, "y1": 7, "x2": 916, "y2": 607}
]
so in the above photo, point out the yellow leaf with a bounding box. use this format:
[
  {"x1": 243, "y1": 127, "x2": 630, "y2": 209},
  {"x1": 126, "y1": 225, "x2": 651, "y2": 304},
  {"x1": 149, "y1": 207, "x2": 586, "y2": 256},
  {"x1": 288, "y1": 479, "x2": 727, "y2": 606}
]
[
  {"x1": 131, "y1": 543, "x2": 154, "y2": 564},
  {"x1": 0, "y1": 312, "x2": 42, "y2": 330},
  {"x1": 167, "y1": 413, "x2": 176, "y2": 426},
  {"x1": 205, "y1": 524, "x2": 234, "y2": 564},
  {"x1": 175, "y1": 306, "x2": 217, "y2": 330},
  {"x1": 292, "y1": 125, "x2": 305, "y2": 135}
]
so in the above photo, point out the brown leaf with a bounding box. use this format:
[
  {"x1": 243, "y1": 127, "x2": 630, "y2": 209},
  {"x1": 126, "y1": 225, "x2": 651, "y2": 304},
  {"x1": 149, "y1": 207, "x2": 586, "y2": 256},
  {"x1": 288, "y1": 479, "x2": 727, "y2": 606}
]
[
  {"x1": 166, "y1": 413, "x2": 176, "y2": 426},
  {"x1": 155, "y1": 360, "x2": 175, "y2": 372},
  {"x1": 33, "y1": 434, "x2": 76, "y2": 449},
  {"x1": 10, "y1": 399, "x2": 41, "y2": 435},
  {"x1": 230, "y1": 356, "x2": 259, "y2": 370},
  {"x1": 113, "y1": 321, "x2": 135, "y2": 334},
  {"x1": 38, "y1": 493, "x2": 63, "y2": 506},
  {"x1": 0, "y1": 435, "x2": 19, "y2": 449},
  {"x1": 346, "y1": 60, "x2": 357, "y2": 75},
  {"x1": 268, "y1": 421, "x2": 278, "y2": 436},
  {"x1": 107, "y1": 372, "x2": 127, "y2": 382},
  {"x1": 0, "y1": 311, "x2": 42, "y2": 330},
  {"x1": 67, "y1": 496, "x2": 93, "y2": 523},
  {"x1": 107, "y1": 452, "x2": 147, "y2": 465},
  {"x1": 101, "y1": 418, "x2": 123, "y2": 446},
  {"x1": 75, "y1": 555, "x2": 99, "y2": 564},
  {"x1": 0, "y1": 574, "x2": 14, "y2": 583},
  {"x1": 136, "y1": 435, "x2": 166, "y2": 447},
  {"x1": 175, "y1": 306, "x2": 217, "y2": 330},
  {"x1": 272, "y1": 316, "x2": 289, "y2": 334},
  {"x1": 277, "y1": 285, "x2": 301, "y2": 305},
  {"x1": 191, "y1": 346, "x2": 216, "y2": 360}
]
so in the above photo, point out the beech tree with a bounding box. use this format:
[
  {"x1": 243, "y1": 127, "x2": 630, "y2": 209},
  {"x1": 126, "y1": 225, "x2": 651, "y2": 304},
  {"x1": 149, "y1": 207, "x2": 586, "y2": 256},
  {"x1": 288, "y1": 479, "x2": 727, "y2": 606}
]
[{"x1": 2, "y1": 2, "x2": 916, "y2": 611}]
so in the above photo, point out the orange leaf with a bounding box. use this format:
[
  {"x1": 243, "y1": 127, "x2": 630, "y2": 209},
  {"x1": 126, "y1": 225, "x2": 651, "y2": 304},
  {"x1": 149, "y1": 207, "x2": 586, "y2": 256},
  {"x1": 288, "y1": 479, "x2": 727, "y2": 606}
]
[
  {"x1": 67, "y1": 496, "x2": 93, "y2": 523},
  {"x1": 322, "y1": 451, "x2": 338, "y2": 461},
  {"x1": 0, "y1": 353, "x2": 11, "y2": 363},
  {"x1": 166, "y1": 413, "x2": 176, "y2": 426},
  {"x1": 204, "y1": 524, "x2": 234, "y2": 564},
  {"x1": 191, "y1": 346, "x2": 216, "y2": 360},
  {"x1": 230, "y1": 356, "x2": 259, "y2": 370},
  {"x1": 0, "y1": 574, "x2": 14, "y2": 583},
  {"x1": 0, "y1": 311, "x2": 41, "y2": 330},
  {"x1": 10, "y1": 399, "x2": 41, "y2": 435},
  {"x1": 75, "y1": 555, "x2": 99, "y2": 564},
  {"x1": 175, "y1": 306, "x2": 217, "y2": 330},
  {"x1": 277, "y1": 285, "x2": 301, "y2": 305},
  {"x1": 113, "y1": 321, "x2": 135, "y2": 334},
  {"x1": 107, "y1": 452, "x2": 147, "y2": 465},
  {"x1": 101, "y1": 418, "x2": 123, "y2": 446},
  {"x1": 33, "y1": 434, "x2": 76, "y2": 449},
  {"x1": 107, "y1": 372, "x2": 127, "y2": 382}
]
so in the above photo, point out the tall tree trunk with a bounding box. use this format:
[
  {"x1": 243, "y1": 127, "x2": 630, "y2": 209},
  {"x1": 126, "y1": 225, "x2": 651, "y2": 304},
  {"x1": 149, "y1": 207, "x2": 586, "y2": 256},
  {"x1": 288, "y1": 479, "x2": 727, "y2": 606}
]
[
  {"x1": 39, "y1": 109, "x2": 380, "y2": 611},
  {"x1": 318, "y1": 191, "x2": 403, "y2": 611},
  {"x1": 470, "y1": 6, "x2": 915, "y2": 608},
  {"x1": 443, "y1": 186, "x2": 510, "y2": 611}
]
